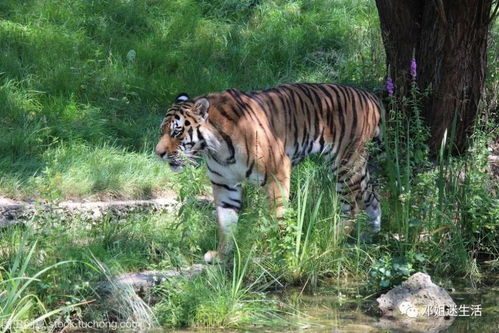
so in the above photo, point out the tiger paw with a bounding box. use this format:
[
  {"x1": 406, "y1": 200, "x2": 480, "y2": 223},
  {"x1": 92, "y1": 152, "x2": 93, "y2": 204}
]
[
  {"x1": 368, "y1": 215, "x2": 381, "y2": 233},
  {"x1": 204, "y1": 250, "x2": 222, "y2": 264}
]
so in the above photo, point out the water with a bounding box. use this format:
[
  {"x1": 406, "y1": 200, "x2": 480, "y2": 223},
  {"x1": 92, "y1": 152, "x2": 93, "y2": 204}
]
[
  {"x1": 277, "y1": 282, "x2": 499, "y2": 332},
  {"x1": 165, "y1": 279, "x2": 498, "y2": 333}
]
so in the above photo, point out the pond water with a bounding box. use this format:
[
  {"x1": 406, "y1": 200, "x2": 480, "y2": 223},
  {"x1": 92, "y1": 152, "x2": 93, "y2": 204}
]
[
  {"x1": 171, "y1": 278, "x2": 498, "y2": 333},
  {"x1": 278, "y1": 282, "x2": 499, "y2": 333}
]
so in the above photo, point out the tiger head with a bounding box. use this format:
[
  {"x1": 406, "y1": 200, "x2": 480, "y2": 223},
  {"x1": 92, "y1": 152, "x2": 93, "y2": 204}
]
[{"x1": 155, "y1": 93, "x2": 210, "y2": 172}]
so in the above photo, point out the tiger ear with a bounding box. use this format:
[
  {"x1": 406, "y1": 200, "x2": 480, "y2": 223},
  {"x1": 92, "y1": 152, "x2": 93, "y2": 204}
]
[
  {"x1": 174, "y1": 93, "x2": 189, "y2": 103},
  {"x1": 194, "y1": 98, "x2": 210, "y2": 120}
]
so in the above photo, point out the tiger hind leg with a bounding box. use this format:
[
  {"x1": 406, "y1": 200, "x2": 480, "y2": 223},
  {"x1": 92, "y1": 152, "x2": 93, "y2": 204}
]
[
  {"x1": 335, "y1": 152, "x2": 381, "y2": 233},
  {"x1": 361, "y1": 182, "x2": 381, "y2": 233}
]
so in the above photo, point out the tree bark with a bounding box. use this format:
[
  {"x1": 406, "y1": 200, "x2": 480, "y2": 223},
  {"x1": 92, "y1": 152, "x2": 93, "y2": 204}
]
[{"x1": 375, "y1": 0, "x2": 495, "y2": 154}]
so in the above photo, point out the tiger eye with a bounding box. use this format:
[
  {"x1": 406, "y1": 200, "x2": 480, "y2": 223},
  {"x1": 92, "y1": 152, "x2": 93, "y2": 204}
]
[{"x1": 184, "y1": 120, "x2": 191, "y2": 126}]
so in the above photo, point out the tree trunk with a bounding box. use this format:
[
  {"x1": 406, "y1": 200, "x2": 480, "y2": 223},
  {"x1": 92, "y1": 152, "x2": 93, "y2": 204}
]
[{"x1": 375, "y1": 0, "x2": 495, "y2": 154}]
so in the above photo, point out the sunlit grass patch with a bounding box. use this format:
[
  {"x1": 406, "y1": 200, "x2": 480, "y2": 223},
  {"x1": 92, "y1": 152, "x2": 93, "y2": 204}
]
[
  {"x1": 0, "y1": 0, "x2": 385, "y2": 202},
  {"x1": 0, "y1": 144, "x2": 175, "y2": 200}
]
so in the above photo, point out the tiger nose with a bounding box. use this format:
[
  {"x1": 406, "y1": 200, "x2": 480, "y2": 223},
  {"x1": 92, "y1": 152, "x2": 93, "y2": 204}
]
[{"x1": 155, "y1": 147, "x2": 167, "y2": 159}]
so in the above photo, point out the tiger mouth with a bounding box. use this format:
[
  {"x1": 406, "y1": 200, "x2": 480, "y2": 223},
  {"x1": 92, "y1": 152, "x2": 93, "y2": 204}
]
[
  {"x1": 165, "y1": 150, "x2": 201, "y2": 171},
  {"x1": 168, "y1": 160, "x2": 183, "y2": 172},
  {"x1": 168, "y1": 160, "x2": 182, "y2": 168}
]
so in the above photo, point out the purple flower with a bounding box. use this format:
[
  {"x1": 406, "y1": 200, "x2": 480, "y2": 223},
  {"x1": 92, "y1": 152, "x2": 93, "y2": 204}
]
[
  {"x1": 410, "y1": 58, "x2": 417, "y2": 79},
  {"x1": 386, "y1": 77, "x2": 394, "y2": 96}
]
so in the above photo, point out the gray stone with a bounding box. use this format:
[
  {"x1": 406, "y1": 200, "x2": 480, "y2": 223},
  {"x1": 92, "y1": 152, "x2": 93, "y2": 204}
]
[
  {"x1": 0, "y1": 197, "x2": 180, "y2": 228},
  {"x1": 98, "y1": 264, "x2": 208, "y2": 295},
  {"x1": 376, "y1": 272, "x2": 456, "y2": 332}
]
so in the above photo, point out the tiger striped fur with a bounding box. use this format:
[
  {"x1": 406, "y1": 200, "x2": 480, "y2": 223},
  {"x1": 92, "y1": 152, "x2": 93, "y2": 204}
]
[{"x1": 155, "y1": 83, "x2": 383, "y2": 263}]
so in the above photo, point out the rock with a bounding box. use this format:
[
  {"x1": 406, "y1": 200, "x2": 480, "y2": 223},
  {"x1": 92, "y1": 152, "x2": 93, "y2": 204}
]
[
  {"x1": 98, "y1": 264, "x2": 208, "y2": 295},
  {"x1": 376, "y1": 272, "x2": 456, "y2": 332},
  {"x1": 93, "y1": 263, "x2": 208, "y2": 326},
  {"x1": 0, "y1": 197, "x2": 180, "y2": 228},
  {"x1": 0, "y1": 196, "x2": 18, "y2": 205},
  {"x1": 377, "y1": 272, "x2": 456, "y2": 317}
]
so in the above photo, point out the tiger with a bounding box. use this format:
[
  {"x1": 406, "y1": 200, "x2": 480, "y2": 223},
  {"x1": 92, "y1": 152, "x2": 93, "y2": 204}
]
[{"x1": 155, "y1": 83, "x2": 383, "y2": 263}]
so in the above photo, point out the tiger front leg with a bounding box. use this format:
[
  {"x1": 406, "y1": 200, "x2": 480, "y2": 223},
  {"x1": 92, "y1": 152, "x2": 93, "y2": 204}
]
[{"x1": 204, "y1": 182, "x2": 242, "y2": 264}]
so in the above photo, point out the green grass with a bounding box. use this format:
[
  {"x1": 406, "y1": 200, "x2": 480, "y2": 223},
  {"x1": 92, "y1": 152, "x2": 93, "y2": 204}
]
[
  {"x1": 0, "y1": 0, "x2": 384, "y2": 200},
  {"x1": 154, "y1": 243, "x2": 285, "y2": 328},
  {"x1": 3, "y1": 126, "x2": 495, "y2": 329},
  {"x1": 2, "y1": 143, "x2": 176, "y2": 200},
  {"x1": 0, "y1": 234, "x2": 78, "y2": 332},
  {"x1": 373, "y1": 82, "x2": 499, "y2": 287},
  {"x1": 0, "y1": 206, "x2": 212, "y2": 328},
  {"x1": 0, "y1": 0, "x2": 498, "y2": 330}
]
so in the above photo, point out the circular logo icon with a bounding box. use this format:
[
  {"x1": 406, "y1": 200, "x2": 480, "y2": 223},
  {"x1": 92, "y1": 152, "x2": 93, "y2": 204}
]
[{"x1": 399, "y1": 301, "x2": 418, "y2": 318}]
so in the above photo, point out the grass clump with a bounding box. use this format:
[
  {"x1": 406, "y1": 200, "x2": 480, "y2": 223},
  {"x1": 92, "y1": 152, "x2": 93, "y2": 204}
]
[
  {"x1": 0, "y1": 206, "x2": 217, "y2": 329},
  {"x1": 154, "y1": 244, "x2": 283, "y2": 328},
  {"x1": 259, "y1": 162, "x2": 345, "y2": 285},
  {"x1": 0, "y1": 233, "x2": 77, "y2": 332}
]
